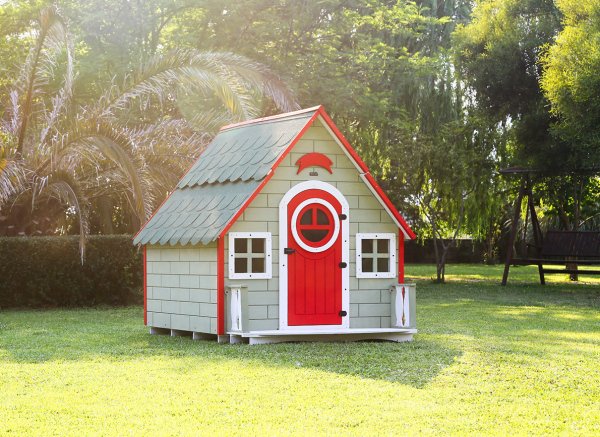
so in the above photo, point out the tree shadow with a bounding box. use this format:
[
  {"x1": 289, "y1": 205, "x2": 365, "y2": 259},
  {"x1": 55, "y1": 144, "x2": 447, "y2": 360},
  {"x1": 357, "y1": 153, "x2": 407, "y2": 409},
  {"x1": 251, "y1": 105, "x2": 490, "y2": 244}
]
[{"x1": 0, "y1": 308, "x2": 460, "y2": 388}]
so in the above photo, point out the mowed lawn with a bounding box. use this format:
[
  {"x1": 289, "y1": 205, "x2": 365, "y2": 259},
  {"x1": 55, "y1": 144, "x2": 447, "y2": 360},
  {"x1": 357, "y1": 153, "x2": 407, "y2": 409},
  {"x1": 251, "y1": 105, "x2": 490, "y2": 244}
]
[{"x1": 1, "y1": 265, "x2": 599, "y2": 435}]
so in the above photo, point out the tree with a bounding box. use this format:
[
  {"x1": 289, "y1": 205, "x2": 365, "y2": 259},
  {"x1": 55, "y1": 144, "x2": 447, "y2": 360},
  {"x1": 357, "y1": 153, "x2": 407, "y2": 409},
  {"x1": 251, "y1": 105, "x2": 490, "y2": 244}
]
[
  {"x1": 0, "y1": 6, "x2": 297, "y2": 258},
  {"x1": 453, "y1": 0, "x2": 562, "y2": 169},
  {"x1": 541, "y1": 0, "x2": 600, "y2": 171}
]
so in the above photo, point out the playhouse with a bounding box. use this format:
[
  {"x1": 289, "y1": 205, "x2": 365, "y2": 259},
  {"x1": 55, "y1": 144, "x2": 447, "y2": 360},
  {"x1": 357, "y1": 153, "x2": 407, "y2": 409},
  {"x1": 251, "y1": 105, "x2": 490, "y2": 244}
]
[{"x1": 133, "y1": 106, "x2": 417, "y2": 344}]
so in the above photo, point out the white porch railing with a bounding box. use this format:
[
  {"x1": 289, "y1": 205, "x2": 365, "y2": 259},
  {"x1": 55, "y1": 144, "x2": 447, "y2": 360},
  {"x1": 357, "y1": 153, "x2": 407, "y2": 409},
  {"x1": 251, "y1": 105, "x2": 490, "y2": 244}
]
[{"x1": 390, "y1": 284, "x2": 416, "y2": 329}]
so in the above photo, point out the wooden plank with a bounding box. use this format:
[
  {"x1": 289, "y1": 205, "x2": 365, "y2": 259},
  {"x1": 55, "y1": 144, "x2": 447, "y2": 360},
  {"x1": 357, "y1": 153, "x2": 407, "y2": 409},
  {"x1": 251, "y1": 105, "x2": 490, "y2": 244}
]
[
  {"x1": 541, "y1": 268, "x2": 600, "y2": 275},
  {"x1": 512, "y1": 259, "x2": 600, "y2": 265}
]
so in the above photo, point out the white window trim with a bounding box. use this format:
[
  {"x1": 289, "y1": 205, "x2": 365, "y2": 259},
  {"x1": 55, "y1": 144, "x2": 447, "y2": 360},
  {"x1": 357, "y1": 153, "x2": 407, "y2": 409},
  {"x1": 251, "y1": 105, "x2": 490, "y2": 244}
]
[
  {"x1": 290, "y1": 197, "x2": 340, "y2": 253},
  {"x1": 228, "y1": 232, "x2": 272, "y2": 279},
  {"x1": 356, "y1": 233, "x2": 397, "y2": 279},
  {"x1": 279, "y1": 181, "x2": 350, "y2": 331}
]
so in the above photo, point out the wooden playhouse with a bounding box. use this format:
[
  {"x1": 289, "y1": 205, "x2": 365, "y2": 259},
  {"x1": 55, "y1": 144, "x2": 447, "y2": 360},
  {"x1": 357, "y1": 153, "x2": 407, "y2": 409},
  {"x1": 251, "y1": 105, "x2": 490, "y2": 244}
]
[{"x1": 133, "y1": 106, "x2": 417, "y2": 344}]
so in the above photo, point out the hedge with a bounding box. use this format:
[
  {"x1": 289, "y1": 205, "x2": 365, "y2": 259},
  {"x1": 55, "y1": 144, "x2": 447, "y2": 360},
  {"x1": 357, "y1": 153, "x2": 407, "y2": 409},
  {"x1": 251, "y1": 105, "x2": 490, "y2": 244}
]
[{"x1": 0, "y1": 235, "x2": 142, "y2": 308}]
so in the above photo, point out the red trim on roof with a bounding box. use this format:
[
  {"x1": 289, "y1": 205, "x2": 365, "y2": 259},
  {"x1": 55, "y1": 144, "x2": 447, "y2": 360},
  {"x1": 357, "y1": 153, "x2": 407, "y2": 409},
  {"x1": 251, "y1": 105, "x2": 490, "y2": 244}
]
[
  {"x1": 137, "y1": 105, "x2": 416, "y2": 244},
  {"x1": 363, "y1": 173, "x2": 416, "y2": 239},
  {"x1": 316, "y1": 108, "x2": 369, "y2": 173},
  {"x1": 217, "y1": 236, "x2": 225, "y2": 336},
  {"x1": 219, "y1": 106, "x2": 416, "y2": 240},
  {"x1": 220, "y1": 106, "x2": 322, "y2": 131},
  {"x1": 316, "y1": 107, "x2": 415, "y2": 238},
  {"x1": 218, "y1": 109, "x2": 322, "y2": 238}
]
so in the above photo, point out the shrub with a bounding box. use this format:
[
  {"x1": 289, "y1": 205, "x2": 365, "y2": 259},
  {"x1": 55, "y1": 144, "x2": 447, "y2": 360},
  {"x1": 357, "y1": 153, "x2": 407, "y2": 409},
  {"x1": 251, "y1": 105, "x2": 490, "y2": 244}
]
[{"x1": 0, "y1": 235, "x2": 142, "y2": 308}]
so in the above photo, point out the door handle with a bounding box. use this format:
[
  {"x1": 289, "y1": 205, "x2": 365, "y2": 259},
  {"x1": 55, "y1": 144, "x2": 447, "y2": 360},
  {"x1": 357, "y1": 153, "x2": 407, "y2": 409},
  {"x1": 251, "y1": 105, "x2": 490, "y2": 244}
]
[
  {"x1": 339, "y1": 310, "x2": 347, "y2": 317},
  {"x1": 339, "y1": 262, "x2": 347, "y2": 268}
]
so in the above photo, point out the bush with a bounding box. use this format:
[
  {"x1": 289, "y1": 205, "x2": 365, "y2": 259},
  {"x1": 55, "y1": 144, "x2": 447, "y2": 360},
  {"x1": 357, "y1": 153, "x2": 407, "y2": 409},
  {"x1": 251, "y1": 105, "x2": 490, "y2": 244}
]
[{"x1": 0, "y1": 235, "x2": 142, "y2": 308}]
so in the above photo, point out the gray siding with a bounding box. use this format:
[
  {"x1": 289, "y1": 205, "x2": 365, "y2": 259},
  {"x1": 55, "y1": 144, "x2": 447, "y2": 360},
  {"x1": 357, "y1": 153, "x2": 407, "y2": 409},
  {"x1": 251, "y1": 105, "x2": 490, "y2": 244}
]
[
  {"x1": 226, "y1": 119, "x2": 401, "y2": 331},
  {"x1": 146, "y1": 244, "x2": 218, "y2": 334}
]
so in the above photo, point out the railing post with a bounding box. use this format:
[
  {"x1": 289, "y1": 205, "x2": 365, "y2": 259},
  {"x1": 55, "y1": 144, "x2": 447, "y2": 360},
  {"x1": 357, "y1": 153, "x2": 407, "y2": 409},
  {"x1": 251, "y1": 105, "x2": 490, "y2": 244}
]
[{"x1": 390, "y1": 283, "x2": 416, "y2": 329}]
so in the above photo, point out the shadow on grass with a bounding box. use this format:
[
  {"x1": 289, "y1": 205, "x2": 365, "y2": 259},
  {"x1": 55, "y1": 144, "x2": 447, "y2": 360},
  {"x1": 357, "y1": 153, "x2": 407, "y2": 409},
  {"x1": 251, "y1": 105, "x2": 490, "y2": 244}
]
[{"x1": 0, "y1": 308, "x2": 460, "y2": 388}]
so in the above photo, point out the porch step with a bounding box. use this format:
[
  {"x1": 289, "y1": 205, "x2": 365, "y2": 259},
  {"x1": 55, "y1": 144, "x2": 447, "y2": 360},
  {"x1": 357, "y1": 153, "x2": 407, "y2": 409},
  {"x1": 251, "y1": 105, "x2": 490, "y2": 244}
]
[{"x1": 227, "y1": 328, "x2": 417, "y2": 345}]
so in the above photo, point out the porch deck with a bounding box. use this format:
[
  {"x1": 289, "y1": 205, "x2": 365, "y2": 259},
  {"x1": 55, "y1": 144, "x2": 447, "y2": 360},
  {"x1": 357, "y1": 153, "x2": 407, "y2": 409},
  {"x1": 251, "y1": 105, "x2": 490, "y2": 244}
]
[{"x1": 228, "y1": 328, "x2": 417, "y2": 345}]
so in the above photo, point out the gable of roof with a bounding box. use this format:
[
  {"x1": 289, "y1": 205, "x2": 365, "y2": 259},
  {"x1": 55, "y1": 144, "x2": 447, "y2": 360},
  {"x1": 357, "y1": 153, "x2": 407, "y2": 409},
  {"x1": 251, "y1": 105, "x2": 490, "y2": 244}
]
[{"x1": 134, "y1": 106, "x2": 415, "y2": 246}]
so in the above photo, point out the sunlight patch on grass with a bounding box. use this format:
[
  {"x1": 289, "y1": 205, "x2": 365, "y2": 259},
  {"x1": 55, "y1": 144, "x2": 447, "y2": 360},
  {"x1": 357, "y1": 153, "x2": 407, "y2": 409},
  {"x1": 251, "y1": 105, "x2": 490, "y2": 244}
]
[{"x1": 1, "y1": 265, "x2": 599, "y2": 434}]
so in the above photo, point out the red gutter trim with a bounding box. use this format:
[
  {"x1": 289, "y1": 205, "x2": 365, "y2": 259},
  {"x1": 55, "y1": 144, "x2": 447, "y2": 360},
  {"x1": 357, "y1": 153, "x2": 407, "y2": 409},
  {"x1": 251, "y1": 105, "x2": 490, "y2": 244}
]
[
  {"x1": 398, "y1": 230, "x2": 405, "y2": 283},
  {"x1": 143, "y1": 246, "x2": 147, "y2": 325},
  {"x1": 220, "y1": 106, "x2": 322, "y2": 131},
  {"x1": 364, "y1": 172, "x2": 417, "y2": 239},
  {"x1": 217, "y1": 236, "x2": 225, "y2": 336},
  {"x1": 218, "y1": 108, "x2": 322, "y2": 238},
  {"x1": 317, "y1": 106, "x2": 416, "y2": 239},
  {"x1": 316, "y1": 108, "x2": 369, "y2": 173}
]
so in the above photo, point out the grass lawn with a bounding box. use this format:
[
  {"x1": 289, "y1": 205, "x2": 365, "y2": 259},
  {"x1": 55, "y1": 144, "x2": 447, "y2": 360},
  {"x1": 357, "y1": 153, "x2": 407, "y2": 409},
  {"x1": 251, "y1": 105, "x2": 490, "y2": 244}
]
[{"x1": 1, "y1": 264, "x2": 599, "y2": 435}]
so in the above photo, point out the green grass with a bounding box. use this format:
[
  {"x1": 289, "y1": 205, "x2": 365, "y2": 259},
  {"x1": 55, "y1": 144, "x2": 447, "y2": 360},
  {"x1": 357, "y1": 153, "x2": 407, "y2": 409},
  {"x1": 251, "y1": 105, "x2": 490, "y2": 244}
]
[{"x1": 1, "y1": 264, "x2": 599, "y2": 435}]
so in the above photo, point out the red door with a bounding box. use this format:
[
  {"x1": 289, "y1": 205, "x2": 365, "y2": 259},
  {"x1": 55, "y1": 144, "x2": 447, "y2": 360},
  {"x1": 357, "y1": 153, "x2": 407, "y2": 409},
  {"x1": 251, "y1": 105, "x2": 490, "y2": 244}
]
[{"x1": 287, "y1": 189, "x2": 342, "y2": 326}]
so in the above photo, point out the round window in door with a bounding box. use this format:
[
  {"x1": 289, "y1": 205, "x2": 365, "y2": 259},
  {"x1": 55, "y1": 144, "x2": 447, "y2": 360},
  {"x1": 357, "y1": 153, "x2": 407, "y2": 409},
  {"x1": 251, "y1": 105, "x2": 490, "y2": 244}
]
[{"x1": 291, "y1": 198, "x2": 340, "y2": 253}]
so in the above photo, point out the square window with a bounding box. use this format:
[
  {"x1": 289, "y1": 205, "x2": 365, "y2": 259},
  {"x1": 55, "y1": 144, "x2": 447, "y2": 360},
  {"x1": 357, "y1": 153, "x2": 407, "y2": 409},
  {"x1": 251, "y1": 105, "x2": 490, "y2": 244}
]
[
  {"x1": 377, "y1": 239, "x2": 389, "y2": 254},
  {"x1": 251, "y1": 238, "x2": 264, "y2": 253},
  {"x1": 251, "y1": 257, "x2": 265, "y2": 273},
  {"x1": 228, "y1": 233, "x2": 272, "y2": 279},
  {"x1": 377, "y1": 257, "x2": 390, "y2": 273},
  {"x1": 356, "y1": 233, "x2": 396, "y2": 278},
  {"x1": 234, "y1": 238, "x2": 247, "y2": 253},
  {"x1": 234, "y1": 257, "x2": 247, "y2": 274},
  {"x1": 362, "y1": 238, "x2": 374, "y2": 254}
]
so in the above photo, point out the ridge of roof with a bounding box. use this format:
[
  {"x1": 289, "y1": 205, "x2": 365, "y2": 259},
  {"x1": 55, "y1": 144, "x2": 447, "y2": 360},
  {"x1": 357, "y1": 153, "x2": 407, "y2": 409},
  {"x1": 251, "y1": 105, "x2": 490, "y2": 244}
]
[{"x1": 219, "y1": 105, "x2": 322, "y2": 131}]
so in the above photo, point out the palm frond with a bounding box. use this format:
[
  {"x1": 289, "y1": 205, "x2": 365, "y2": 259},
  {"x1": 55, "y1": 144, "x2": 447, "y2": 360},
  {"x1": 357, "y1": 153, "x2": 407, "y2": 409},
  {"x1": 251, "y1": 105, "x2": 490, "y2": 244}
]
[
  {"x1": 13, "y1": 5, "x2": 73, "y2": 155},
  {"x1": 93, "y1": 49, "x2": 298, "y2": 124},
  {"x1": 197, "y1": 51, "x2": 300, "y2": 113},
  {"x1": 34, "y1": 170, "x2": 89, "y2": 263},
  {"x1": 0, "y1": 152, "x2": 26, "y2": 206},
  {"x1": 54, "y1": 122, "x2": 149, "y2": 223}
]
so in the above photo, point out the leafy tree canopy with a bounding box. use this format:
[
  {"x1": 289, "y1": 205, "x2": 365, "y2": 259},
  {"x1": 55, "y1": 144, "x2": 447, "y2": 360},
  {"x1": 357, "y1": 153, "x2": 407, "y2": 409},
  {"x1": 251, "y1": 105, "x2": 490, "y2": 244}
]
[{"x1": 541, "y1": 0, "x2": 600, "y2": 170}]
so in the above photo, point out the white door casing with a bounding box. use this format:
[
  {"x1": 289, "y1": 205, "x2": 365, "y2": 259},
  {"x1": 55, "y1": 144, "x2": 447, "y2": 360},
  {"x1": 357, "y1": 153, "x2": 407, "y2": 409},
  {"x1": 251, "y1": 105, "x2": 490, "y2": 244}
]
[{"x1": 278, "y1": 180, "x2": 350, "y2": 331}]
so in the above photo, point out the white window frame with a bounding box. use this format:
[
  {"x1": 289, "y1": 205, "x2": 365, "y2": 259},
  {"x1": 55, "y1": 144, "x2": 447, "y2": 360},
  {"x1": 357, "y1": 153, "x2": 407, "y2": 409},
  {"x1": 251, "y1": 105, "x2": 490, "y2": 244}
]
[
  {"x1": 228, "y1": 232, "x2": 272, "y2": 279},
  {"x1": 356, "y1": 233, "x2": 397, "y2": 279},
  {"x1": 290, "y1": 198, "x2": 340, "y2": 253}
]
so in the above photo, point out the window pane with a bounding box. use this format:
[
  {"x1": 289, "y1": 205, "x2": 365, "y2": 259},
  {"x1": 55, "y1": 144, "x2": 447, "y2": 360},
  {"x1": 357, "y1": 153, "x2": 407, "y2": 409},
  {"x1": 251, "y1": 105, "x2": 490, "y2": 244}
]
[
  {"x1": 377, "y1": 239, "x2": 389, "y2": 254},
  {"x1": 251, "y1": 257, "x2": 265, "y2": 273},
  {"x1": 301, "y1": 229, "x2": 328, "y2": 243},
  {"x1": 362, "y1": 239, "x2": 374, "y2": 253},
  {"x1": 234, "y1": 257, "x2": 247, "y2": 273},
  {"x1": 377, "y1": 257, "x2": 390, "y2": 273},
  {"x1": 316, "y1": 209, "x2": 329, "y2": 225},
  {"x1": 362, "y1": 257, "x2": 374, "y2": 272},
  {"x1": 300, "y1": 209, "x2": 312, "y2": 225},
  {"x1": 251, "y1": 238, "x2": 265, "y2": 254},
  {"x1": 234, "y1": 238, "x2": 247, "y2": 253}
]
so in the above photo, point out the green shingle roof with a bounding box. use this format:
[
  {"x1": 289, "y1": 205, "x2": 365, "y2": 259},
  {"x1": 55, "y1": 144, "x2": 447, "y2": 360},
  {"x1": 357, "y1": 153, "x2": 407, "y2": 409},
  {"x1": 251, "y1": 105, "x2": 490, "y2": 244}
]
[{"x1": 133, "y1": 109, "x2": 318, "y2": 246}]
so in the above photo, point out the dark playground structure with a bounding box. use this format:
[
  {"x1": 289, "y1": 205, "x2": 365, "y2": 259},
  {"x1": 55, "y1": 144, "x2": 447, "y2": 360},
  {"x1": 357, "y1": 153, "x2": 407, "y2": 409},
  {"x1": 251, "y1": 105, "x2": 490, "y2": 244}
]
[{"x1": 501, "y1": 168, "x2": 600, "y2": 285}]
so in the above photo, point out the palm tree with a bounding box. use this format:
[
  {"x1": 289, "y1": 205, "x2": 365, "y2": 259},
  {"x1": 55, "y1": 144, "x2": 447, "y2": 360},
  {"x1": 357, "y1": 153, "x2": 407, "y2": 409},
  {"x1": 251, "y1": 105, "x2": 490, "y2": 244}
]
[{"x1": 0, "y1": 6, "x2": 298, "y2": 259}]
